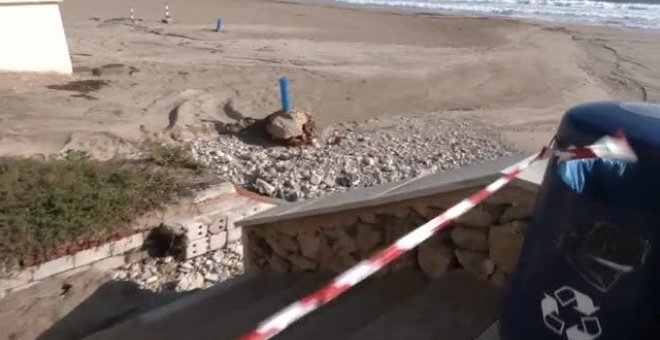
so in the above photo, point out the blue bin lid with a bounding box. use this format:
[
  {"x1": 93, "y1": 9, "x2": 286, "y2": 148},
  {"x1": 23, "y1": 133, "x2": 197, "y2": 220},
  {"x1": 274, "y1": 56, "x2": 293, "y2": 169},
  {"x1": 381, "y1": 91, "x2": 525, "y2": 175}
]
[{"x1": 557, "y1": 101, "x2": 660, "y2": 165}]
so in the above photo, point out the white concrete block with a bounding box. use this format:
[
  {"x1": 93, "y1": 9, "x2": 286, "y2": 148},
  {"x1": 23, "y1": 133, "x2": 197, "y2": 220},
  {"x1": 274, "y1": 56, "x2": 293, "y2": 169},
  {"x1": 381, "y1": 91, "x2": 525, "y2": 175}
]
[
  {"x1": 208, "y1": 216, "x2": 228, "y2": 235},
  {"x1": 184, "y1": 222, "x2": 208, "y2": 241},
  {"x1": 224, "y1": 201, "x2": 272, "y2": 228},
  {"x1": 209, "y1": 231, "x2": 227, "y2": 251},
  {"x1": 33, "y1": 256, "x2": 74, "y2": 280},
  {"x1": 227, "y1": 215, "x2": 239, "y2": 230},
  {"x1": 109, "y1": 233, "x2": 145, "y2": 256},
  {"x1": 73, "y1": 244, "x2": 112, "y2": 267},
  {"x1": 184, "y1": 238, "x2": 209, "y2": 259},
  {"x1": 227, "y1": 228, "x2": 242, "y2": 244},
  {"x1": 0, "y1": 2, "x2": 72, "y2": 73}
]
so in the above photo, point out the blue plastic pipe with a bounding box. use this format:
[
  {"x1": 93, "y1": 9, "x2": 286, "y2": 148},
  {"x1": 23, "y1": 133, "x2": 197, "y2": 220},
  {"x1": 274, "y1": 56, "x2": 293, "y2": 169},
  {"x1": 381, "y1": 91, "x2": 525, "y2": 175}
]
[
  {"x1": 279, "y1": 77, "x2": 291, "y2": 112},
  {"x1": 215, "y1": 18, "x2": 223, "y2": 32}
]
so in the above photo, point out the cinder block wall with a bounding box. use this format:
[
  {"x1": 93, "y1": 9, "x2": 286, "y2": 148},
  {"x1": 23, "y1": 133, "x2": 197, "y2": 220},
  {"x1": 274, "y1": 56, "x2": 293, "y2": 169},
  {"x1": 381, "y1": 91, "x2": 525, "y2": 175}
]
[
  {"x1": 1, "y1": 184, "x2": 274, "y2": 295},
  {"x1": 243, "y1": 185, "x2": 536, "y2": 287}
]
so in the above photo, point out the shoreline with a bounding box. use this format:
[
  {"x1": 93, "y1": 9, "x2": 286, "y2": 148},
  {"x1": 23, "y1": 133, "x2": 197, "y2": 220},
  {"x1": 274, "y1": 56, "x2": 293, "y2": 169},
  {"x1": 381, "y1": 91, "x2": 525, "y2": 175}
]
[{"x1": 293, "y1": 0, "x2": 660, "y2": 32}]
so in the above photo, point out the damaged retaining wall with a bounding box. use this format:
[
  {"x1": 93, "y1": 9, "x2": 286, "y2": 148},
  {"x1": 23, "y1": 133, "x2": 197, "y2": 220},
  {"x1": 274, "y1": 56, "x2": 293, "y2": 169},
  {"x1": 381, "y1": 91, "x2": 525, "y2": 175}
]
[
  {"x1": 0, "y1": 183, "x2": 275, "y2": 296},
  {"x1": 243, "y1": 185, "x2": 536, "y2": 288}
]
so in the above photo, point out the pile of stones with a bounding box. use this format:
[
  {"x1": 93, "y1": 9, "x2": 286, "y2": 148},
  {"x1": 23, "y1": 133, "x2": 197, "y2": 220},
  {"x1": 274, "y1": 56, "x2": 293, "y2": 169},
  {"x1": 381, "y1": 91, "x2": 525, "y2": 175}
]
[
  {"x1": 192, "y1": 114, "x2": 509, "y2": 201},
  {"x1": 112, "y1": 243, "x2": 244, "y2": 292}
]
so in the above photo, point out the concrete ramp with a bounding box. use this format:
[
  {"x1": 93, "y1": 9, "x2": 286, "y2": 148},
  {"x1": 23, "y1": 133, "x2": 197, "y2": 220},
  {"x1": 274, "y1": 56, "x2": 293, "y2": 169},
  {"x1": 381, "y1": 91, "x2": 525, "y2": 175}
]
[
  {"x1": 347, "y1": 270, "x2": 501, "y2": 340},
  {"x1": 276, "y1": 273, "x2": 429, "y2": 340},
  {"x1": 85, "y1": 270, "x2": 501, "y2": 340}
]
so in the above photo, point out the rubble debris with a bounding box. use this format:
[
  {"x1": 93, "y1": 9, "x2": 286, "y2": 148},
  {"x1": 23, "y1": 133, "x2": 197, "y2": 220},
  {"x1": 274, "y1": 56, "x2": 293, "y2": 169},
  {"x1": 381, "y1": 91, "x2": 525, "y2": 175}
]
[{"x1": 193, "y1": 115, "x2": 509, "y2": 201}]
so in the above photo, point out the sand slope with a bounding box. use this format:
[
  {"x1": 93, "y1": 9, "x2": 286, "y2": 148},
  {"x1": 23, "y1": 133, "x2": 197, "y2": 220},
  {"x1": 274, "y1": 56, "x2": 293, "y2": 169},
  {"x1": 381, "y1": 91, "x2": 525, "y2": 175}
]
[{"x1": 0, "y1": 0, "x2": 658, "y2": 157}]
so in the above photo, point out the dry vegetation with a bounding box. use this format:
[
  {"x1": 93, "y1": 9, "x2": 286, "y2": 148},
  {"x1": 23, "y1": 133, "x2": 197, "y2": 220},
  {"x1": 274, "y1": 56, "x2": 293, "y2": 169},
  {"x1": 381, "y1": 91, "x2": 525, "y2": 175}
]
[{"x1": 0, "y1": 146, "x2": 208, "y2": 270}]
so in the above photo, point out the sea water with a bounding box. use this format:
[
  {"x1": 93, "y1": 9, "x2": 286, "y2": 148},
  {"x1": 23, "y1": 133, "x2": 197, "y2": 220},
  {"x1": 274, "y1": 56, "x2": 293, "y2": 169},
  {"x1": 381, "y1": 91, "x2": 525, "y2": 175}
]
[{"x1": 316, "y1": 0, "x2": 660, "y2": 29}]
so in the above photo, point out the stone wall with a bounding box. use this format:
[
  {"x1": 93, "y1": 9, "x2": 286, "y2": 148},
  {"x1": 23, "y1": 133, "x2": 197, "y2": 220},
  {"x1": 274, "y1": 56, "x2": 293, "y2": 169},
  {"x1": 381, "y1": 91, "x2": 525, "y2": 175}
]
[{"x1": 243, "y1": 185, "x2": 536, "y2": 287}]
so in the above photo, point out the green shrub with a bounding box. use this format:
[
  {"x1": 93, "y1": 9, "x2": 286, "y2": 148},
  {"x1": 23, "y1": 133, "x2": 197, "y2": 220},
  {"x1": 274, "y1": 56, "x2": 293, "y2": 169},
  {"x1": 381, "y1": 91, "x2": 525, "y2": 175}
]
[
  {"x1": 147, "y1": 144, "x2": 204, "y2": 171},
  {"x1": 0, "y1": 156, "x2": 192, "y2": 268}
]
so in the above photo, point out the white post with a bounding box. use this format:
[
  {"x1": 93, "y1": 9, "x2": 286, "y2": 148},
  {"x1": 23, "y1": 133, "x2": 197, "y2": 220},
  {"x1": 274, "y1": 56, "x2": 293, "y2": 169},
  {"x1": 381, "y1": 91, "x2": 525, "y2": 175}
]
[{"x1": 162, "y1": 3, "x2": 172, "y2": 23}]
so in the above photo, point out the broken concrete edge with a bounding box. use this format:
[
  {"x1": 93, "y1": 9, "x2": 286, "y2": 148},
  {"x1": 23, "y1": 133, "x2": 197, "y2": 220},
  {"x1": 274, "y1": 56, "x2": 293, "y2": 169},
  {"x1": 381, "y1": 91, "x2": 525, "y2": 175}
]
[
  {"x1": 192, "y1": 182, "x2": 237, "y2": 204},
  {"x1": 0, "y1": 182, "x2": 280, "y2": 296},
  {"x1": 238, "y1": 154, "x2": 543, "y2": 228},
  {"x1": 182, "y1": 200, "x2": 276, "y2": 259},
  {"x1": 234, "y1": 186, "x2": 282, "y2": 205}
]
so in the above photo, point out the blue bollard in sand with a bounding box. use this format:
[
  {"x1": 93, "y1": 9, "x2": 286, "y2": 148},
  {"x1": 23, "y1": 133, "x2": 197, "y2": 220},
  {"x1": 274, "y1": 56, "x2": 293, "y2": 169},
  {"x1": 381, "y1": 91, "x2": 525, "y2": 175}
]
[
  {"x1": 279, "y1": 77, "x2": 291, "y2": 112},
  {"x1": 215, "y1": 18, "x2": 223, "y2": 32}
]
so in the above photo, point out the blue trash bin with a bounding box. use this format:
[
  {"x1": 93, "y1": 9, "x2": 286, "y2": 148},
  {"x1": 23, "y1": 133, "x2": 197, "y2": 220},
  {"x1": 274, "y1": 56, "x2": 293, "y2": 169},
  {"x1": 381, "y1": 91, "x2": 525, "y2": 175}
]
[{"x1": 500, "y1": 101, "x2": 660, "y2": 340}]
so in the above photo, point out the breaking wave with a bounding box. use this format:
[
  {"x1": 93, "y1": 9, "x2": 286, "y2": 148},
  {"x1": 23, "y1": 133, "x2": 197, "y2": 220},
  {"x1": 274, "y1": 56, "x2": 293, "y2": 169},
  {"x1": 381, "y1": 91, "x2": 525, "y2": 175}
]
[{"x1": 321, "y1": 0, "x2": 660, "y2": 29}]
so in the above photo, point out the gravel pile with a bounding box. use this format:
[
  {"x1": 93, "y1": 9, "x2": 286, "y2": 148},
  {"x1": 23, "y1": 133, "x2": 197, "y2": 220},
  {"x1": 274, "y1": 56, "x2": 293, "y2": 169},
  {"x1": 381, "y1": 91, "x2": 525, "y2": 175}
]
[
  {"x1": 192, "y1": 115, "x2": 510, "y2": 201},
  {"x1": 113, "y1": 243, "x2": 244, "y2": 292},
  {"x1": 111, "y1": 115, "x2": 507, "y2": 291}
]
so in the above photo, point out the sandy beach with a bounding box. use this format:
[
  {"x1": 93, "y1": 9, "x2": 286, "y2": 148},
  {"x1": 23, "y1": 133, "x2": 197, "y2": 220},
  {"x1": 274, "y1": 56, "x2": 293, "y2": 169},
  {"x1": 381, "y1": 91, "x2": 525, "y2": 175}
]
[
  {"x1": 0, "y1": 0, "x2": 657, "y2": 159},
  {"x1": 1, "y1": 0, "x2": 660, "y2": 338}
]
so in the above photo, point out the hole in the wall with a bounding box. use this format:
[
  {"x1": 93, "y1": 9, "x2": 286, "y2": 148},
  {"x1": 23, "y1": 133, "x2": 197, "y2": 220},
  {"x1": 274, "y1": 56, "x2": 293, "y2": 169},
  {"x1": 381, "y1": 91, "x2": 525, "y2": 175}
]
[
  {"x1": 143, "y1": 225, "x2": 186, "y2": 258},
  {"x1": 256, "y1": 237, "x2": 273, "y2": 256},
  {"x1": 482, "y1": 203, "x2": 508, "y2": 221},
  {"x1": 346, "y1": 224, "x2": 358, "y2": 238}
]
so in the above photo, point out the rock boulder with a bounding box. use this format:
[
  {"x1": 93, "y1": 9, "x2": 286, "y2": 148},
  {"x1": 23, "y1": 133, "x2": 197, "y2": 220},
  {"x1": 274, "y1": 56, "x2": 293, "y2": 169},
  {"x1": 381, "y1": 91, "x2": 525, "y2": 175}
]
[
  {"x1": 450, "y1": 226, "x2": 489, "y2": 252},
  {"x1": 489, "y1": 221, "x2": 526, "y2": 273},
  {"x1": 265, "y1": 110, "x2": 317, "y2": 146},
  {"x1": 455, "y1": 249, "x2": 494, "y2": 280},
  {"x1": 499, "y1": 202, "x2": 533, "y2": 223},
  {"x1": 456, "y1": 208, "x2": 493, "y2": 228},
  {"x1": 297, "y1": 231, "x2": 321, "y2": 259},
  {"x1": 417, "y1": 233, "x2": 454, "y2": 279}
]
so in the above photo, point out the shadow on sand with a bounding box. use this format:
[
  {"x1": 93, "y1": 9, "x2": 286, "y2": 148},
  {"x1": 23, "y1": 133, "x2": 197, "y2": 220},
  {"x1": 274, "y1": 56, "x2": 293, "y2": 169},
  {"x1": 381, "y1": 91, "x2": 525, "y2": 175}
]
[{"x1": 36, "y1": 280, "x2": 192, "y2": 340}]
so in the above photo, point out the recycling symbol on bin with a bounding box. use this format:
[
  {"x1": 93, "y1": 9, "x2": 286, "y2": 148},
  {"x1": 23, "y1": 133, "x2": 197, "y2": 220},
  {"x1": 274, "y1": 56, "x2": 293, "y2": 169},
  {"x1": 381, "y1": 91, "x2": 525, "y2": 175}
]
[{"x1": 541, "y1": 286, "x2": 602, "y2": 340}]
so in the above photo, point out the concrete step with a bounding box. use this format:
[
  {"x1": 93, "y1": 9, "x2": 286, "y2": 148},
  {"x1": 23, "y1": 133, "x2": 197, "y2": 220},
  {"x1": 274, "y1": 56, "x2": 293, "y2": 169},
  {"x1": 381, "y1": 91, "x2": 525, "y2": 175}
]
[
  {"x1": 85, "y1": 273, "x2": 312, "y2": 340},
  {"x1": 86, "y1": 271, "x2": 501, "y2": 340},
  {"x1": 347, "y1": 270, "x2": 503, "y2": 340},
  {"x1": 194, "y1": 273, "x2": 331, "y2": 339},
  {"x1": 274, "y1": 272, "x2": 429, "y2": 340}
]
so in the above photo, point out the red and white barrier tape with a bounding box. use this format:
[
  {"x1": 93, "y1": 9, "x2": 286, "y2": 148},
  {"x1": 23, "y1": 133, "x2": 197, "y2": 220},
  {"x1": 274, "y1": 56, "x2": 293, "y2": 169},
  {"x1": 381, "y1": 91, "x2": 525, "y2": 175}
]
[{"x1": 240, "y1": 135, "x2": 636, "y2": 340}]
